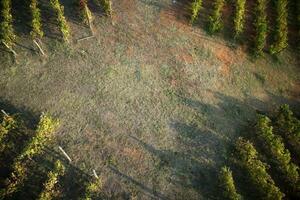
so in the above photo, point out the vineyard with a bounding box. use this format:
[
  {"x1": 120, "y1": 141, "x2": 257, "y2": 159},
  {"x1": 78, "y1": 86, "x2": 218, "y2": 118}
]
[
  {"x1": 0, "y1": 0, "x2": 299, "y2": 56},
  {"x1": 1, "y1": 105, "x2": 299, "y2": 199},
  {"x1": 0, "y1": 111, "x2": 104, "y2": 199},
  {"x1": 219, "y1": 105, "x2": 300, "y2": 200},
  {"x1": 0, "y1": 0, "x2": 299, "y2": 199}
]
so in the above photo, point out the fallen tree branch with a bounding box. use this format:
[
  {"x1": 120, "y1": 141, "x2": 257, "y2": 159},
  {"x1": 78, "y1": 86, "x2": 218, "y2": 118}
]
[
  {"x1": 92, "y1": 169, "x2": 99, "y2": 179},
  {"x1": 58, "y1": 146, "x2": 72, "y2": 163},
  {"x1": 1, "y1": 110, "x2": 9, "y2": 117},
  {"x1": 33, "y1": 39, "x2": 46, "y2": 56},
  {"x1": 2, "y1": 41, "x2": 17, "y2": 57},
  {"x1": 77, "y1": 35, "x2": 95, "y2": 42},
  {"x1": 84, "y1": 5, "x2": 94, "y2": 35}
]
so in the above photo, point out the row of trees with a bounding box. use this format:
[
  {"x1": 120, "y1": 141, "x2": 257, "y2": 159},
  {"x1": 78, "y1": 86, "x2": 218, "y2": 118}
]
[
  {"x1": 233, "y1": 137, "x2": 284, "y2": 199},
  {"x1": 0, "y1": 111, "x2": 104, "y2": 199},
  {"x1": 0, "y1": 113, "x2": 60, "y2": 199},
  {"x1": 218, "y1": 166, "x2": 242, "y2": 200},
  {"x1": 0, "y1": 113, "x2": 17, "y2": 153},
  {"x1": 253, "y1": 0, "x2": 268, "y2": 56},
  {"x1": 256, "y1": 115, "x2": 299, "y2": 191},
  {"x1": 38, "y1": 160, "x2": 65, "y2": 200},
  {"x1": 189, "y1": 0, "x2": 295, "y2": 55},
  {"x1": 50, "y1": 0, "x2": 71, "y2": 42},
  {"x1": 78, "y1": 0, "x2": 93, "y2": 25},
  {"x1": 233, "y1": 0, "x2": 246, "y2": 39},
  {"x1": 0, "y1": 0, "x2": 15, "y2": 47},
  {"x1": 190, "y1": 0, "x2": 203, "y2": 25},
  {"x1": 208, "y1": 0, "x2": 225, "y2": 34},
  {"x1": 219, "y1": 104, "x2": 300, "y2": 199},
  {"x1": 98, "y1": 0, "x2": 112, "y2": 16},
  {"x1": 30, "y1": 0, "x2": 44, "y2": 39},
  {"x1": 275, "y1": 105, "x2": 300, "y2": 159},
  {"x1": 270, "y1": 0, "x2": 288, "y2": 54},
  {"x1": 0, "y1": 0, "x2": 112, "y2": 49}
]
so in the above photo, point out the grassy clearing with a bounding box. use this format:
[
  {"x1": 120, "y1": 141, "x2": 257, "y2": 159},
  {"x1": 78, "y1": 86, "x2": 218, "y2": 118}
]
[{"x1": 0, "y1": 0, "x2": 299, "y2": 199}]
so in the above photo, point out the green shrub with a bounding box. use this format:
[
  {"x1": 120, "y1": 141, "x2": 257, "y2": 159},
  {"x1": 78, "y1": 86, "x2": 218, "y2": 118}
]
[
  {"x1": 190, "y1": 0, "x2": 203, "y2": 24},
  {"x1": 253, "y1": 0, "x2": 268, "y2": 56},
  {"x1": 270, "y1": 0, "x2": 288, "y2": 54},
  {"x1": 38, "y1": 160, "x2": 65, "y2": 200},
  {"x1": 82, "y1": 178, "x2": 102, "y2": 200},
  {"x1": 256, "y1": 115, "x2": 299, "y2": 189},
  {"x1": 208, "y1": 0, "x2": 225, "y2": 34},
  {"x1": 50, "y1": 0, "x2": 70, "y2": 42},
  {"x1": 234, "y1": 137, "x2": 284, "y2": 200},
  {"x1": 233, "y1": 0, "x2": 246, "y2": 38},
  {"x1": 0, "y1": 0, "x2": 16, "y2": 47},
  {"x1": 219, "y1": 166, "x2": 242, "y2": 200},
  {"x1": 30, "y1": 0, "x2": 44, "y2": 39}
]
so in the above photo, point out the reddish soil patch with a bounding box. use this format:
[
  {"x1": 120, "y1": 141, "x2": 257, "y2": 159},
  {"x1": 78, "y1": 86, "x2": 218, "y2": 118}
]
[
  {"x1": 121, "y1": 147, "x2": 143, "y2": 161},
  {"x1": 214, "y1": 47, "x2": 234, "y2": 76},
  {"x1": 158, "y1": 2, "x2": 192, "y2": 33},
  {"x1": 180, "y1": 52, "x2": 194, "y2": 64}
]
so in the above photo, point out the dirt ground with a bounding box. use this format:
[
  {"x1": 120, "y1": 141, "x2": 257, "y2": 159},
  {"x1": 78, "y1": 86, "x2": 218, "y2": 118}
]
[{"x1": 0, "y1": 0, "x2": 299, "y2": 199}]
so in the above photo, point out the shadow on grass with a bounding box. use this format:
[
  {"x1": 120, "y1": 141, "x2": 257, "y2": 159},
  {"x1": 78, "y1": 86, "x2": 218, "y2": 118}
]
[
  {"x1": 0, "y1": 99, "x2": 39, "y2": 130},
  {"x1": 0, "y1": 99, "x2": 100, "y2": 200},
  {"x1": 130, "y1": 134, "x2": 221, "y2": 199},
  {"x1": 11, "y1": 0, "x2": 31, "y2": 36},
  {"x1": 180, "y1": 91, "x2": 300, "y2": 199},
  {"x1": 109, "y1": 165, "x2": 169, "y2": 200}
]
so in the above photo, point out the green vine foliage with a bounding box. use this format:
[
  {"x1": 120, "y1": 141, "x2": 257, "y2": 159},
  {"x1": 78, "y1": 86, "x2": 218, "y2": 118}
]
[
  {"x1": 234, "y1": 137, "x2": 284, "y2": 200},
  {"x1": 253, "y1": 0, "x2": 268, "y2": 56},
  {"x1": 276, "y1": 104, "x2": 300, "y2": 139},
  {"x1": 208, "y1": 0, "x2": 225, "y2": 34},
  {"x1": 0, "y1": 113, "x2": 60, "y2": 199},
  {"x1": 219, "y1": 166, "x2": 242, "y2": 200},
  {"x1": 233, "y1": 0, "x2": 246, "y2": 39},
  {"x1": 38, "y1": 160, "x2": 65, "y2": 200},
  {"x1": 19, "y1": 113, "x2": 60, "y2": 160},
  {"x1": 78, "y1": 0, "x2": 93, "y2": 25},
  {"x1": 256, "y1": 115, "x2": 299, "y2": 189},
  {"x1": 94, "y1": 0, "x2": 112, "y2": 16},
  {"x1": 0, "y1": 0, "x2": 16, "y2": 47},
  {"x1": 30, "y1": 0, "x2": 44, "y2": 39},
  {"x1": 275, "y1": 104, "x2": 300, "y2": 161},
  {"x1": 50, "y1": 0, "x2": 70, "y2": 42},
  {"x1": 270, "y1": 0, "x2": 288, "y2": 54},
  {"x1": 103, "y1": 0, "x2": 112, "y2": 16},
  {"x1": 0, "y1": 114, "x2": 17, "y2": 151},
  {"x1": 82, "y1": 178, "x2": 102, "y2": 200},
  {"x1": 0, "y1": 160, "x2": 27, "y2": 199},
  {"x1": 190, "y1": 0, "x2": 203, "y2": 25}
]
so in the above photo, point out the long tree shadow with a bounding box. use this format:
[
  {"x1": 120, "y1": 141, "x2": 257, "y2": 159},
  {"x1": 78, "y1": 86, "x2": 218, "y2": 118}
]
[
  {"x1": 177, "y1": 91, "x2": 300, "y2": 198},
  {"x1": 109, "y1": 165, "x2": 169, "y2": 200},
  {"x1": 130, "y1": 134, "x2": 222, "y2": 199},
  {"x1": 0, "y1": 99, "x2": 102, "y2": 200},
  {"x1": 0, "y1": 100, "x2": 39, "y2": 192}
]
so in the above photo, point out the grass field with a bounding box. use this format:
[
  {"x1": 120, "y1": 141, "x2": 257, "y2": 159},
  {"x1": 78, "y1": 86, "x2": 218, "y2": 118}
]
[{"x1": 0, "y1": 0, "x2": 299, "y2": 199}]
